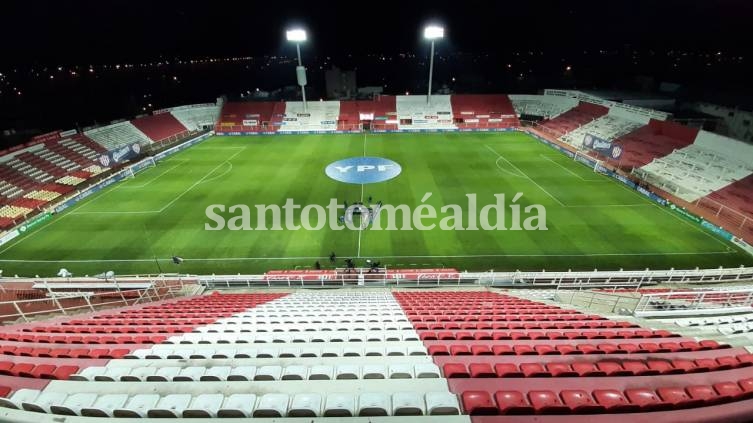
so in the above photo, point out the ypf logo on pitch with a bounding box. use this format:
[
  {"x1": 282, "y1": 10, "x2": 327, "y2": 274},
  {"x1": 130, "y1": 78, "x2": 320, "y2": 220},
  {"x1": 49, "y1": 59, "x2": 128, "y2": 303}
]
[{"x1": 325, "y1": 157, "x2": 402, "y2": 184}]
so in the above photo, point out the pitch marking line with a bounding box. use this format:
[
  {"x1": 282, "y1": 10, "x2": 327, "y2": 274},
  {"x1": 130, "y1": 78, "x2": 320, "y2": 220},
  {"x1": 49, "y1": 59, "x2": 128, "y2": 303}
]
[
  {"x1": 539, "y1": 154, "x2": 602, "y2": 182},
  {"x1": 124, "y1": 159, "x2": 189, "y2": 189},
  {"x1": 0, "y1": 250, "x2": 736, "y2": 264},
  {"x1": 70, "y1": 147, "x2": 246, "y2": 216},
  {"x1": 485, "y1": 144, "x2": 566, "y2": 206}
]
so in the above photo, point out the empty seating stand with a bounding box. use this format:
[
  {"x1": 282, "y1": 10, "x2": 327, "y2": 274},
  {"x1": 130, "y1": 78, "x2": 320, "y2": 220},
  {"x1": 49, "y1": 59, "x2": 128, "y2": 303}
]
[
  {"x1": 130, "y1": 113, "x2": 189, "y2": 143},
  {"x1": 1, "y1": 290, "x2": 753, "y2": 422}
]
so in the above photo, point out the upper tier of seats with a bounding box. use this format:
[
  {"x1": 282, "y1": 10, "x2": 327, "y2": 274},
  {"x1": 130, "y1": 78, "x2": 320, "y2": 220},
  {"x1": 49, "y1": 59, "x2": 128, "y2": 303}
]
[
  {"x1": 130, "y1": 114, "x2": 188, "y2": 143},
  {"x1": 276, "y1": 101, "x2": 342, "y2": 132},
  {"x1": 217, "y1": 101, "x2": 277, "y2": 132},
  {"x1": 84, "y1": 121, "x2": 151, "y2": 151},
  {"x1": 605, "y1": 119, "x2": 699, "y2": 169},
  {"x1": 1, "y1": 290, "x2": 752, "y2": 422},
  {"x1": 560, "y1": 114, "x2": 644, "y2": 147},
  {"x1": 509, "y1": 95, "x2": 580, "y2": 119},
  {"x1": 635, "y1": 130, "x2": 753, "y2": 202},
  {"x1": 450, "y1": 95, "x2": 519, "y2": 128},
  {"x1": 167, "y1": 105, "x2": 219, "y2": 131},
  {"x1": 537, "y1": 102, "x2": 610, "y2": 136}
]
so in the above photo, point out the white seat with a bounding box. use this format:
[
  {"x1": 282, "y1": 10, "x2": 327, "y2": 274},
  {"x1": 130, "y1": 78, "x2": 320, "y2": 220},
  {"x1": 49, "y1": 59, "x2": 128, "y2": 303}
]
[
  {"x1": 212, "y1": 348, "x2": 236, "y2": 359},
  {"x1": 321, "y1": 347, "x2": 341, "y2": 357},
  {"x1": 51, "y1": 393, "x2": 97, "y2": 416},
  {"x1": 147, "y1": 394, "x2": 192, "y2": 418},
  {"x1": 81, "y1": 394, "x2": 129, "y2": 417},
  {"x1": 386, "y1": 346, "x2": 407, "y2": 356},
  {"x1": 175, "y1": 366, "x2": 206, "y2": 381},
  {"x1": 389, "y1": 364, "x2": 414, "y2": 379},
  {"x1": 0, "y1": 389, "x2": 39, "y2": 410},
  {"x1": 343, "y1": 346, "x2": 362, "y2": 357},
  {"x1": 147, "y1": 366, "x2": 181, "y2": 381},
  {"x1": 407, "y1": 345, "x2": 427, "y2": 356},
  {"x1": 279, "y1": 347, "x2": 300, "y2": 357},
  {"x1": 113, "y1": 394, "x2": 160, "y2": 418},
  {"x1": 357, "y1": 392, "x2": 390, "y2": 416},
  {"x1": 183, "y1": 394, "x2": 224, "y2": 418},
  {"x1": 425, "y1": 392, "x2": 460, "y2": 415},
  {"x1": 309, "y1": 365, "x2": 334, "y2": 380},
  {"x1": 217, "y1": 394, "x2": 256, "y2": 418},
  {"x1": 335, "y1": 364, "x2": 360, "y2": 379},
  {"x1": 96, "y1": 367, "x2": 131, "y2": 382},
  {"x1": 22, "y1": 391, "x2": 67, "y2": 413},
  {"x1": 392, "y1": 392, "x2": 425, "y2": 416},
  {"x1": 228, "y1": 365, "x2": 257, "y2": 381},
  {"x1": 415, "y1": 363, "x2": 441, "y2": 378},
  {"x1": 201, "y1": 366, "x2": 231, "y2": 381},
  {"x1": 122, "y1": 367, "x2": 157, "y2": 382},
  {"x1": 254, "y1": 365, "x2": 282, "y2": 381},
  {"x1": 362, "y1": 364, "x2": 388, "y2": 379},
  {"x1": 323, "y1": 393, "x2": 355, "y2": 417},
  {"x1": 253, "y1": 393, "x2": 289, "y2": 418},
  {"x1": 364, "y1": 346, "x2": 385, "y2": 356},
  {"x1": 282, "y1": 365, "x2": 307, "y2": 380},
  {"x1": 288, "y1": 393, "x2": 322, "y2": 417},
  {"x1": 70, "y1": 366, "x2": 105, "y2": 381}
]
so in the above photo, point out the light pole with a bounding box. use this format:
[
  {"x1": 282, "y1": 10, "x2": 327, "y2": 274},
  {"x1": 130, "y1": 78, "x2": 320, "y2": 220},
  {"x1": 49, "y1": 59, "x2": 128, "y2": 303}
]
[
  {"x1": 423, "y1": 25, "x2": 444, "y2": 105},
  {"x1": 286, "y1": 28, "x2": 308, "y2": 112}
]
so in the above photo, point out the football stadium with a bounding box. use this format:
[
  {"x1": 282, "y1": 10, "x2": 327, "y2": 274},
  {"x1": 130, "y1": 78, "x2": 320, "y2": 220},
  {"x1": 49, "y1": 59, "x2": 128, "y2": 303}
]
[{"x1": 2, "y1": 3, "x2": 753, "y2": 422}]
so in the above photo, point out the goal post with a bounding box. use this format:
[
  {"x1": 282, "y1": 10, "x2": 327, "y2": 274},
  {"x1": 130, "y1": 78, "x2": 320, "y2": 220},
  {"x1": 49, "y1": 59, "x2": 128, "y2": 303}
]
[
  {"x1": 572, "y1": 150, "x2": 603, "y2": 173},
  {"x1": 127, "y1": 156, "x2": 157, "y2": 178}
]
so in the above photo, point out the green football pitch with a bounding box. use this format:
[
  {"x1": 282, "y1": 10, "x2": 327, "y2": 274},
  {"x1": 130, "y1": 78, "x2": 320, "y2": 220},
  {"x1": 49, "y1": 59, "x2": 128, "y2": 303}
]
[{"x1": 1, "y1": 131, "x2": 751, "y2": 277}]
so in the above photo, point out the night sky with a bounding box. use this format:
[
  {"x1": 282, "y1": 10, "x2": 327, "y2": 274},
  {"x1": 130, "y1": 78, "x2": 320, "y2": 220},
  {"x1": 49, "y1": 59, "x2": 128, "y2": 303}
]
[{"x1": 2, "y1": 0, "x2": 752, "y2": 65}]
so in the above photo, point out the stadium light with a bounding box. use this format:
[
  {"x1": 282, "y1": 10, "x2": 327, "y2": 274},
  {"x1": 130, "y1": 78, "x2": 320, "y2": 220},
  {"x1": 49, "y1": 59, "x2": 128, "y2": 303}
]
[
  {"x1": 286, "y1": 28, "x2": 308, "y2": 112},
  {"x1": 423, "y1": 25, "x2": 444, "y2": 105}
]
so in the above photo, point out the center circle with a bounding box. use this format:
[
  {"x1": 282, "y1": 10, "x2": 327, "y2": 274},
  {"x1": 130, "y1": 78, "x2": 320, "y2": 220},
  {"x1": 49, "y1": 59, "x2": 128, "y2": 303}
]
[{"x1": 325, "y1": 157, "x2": 402, "y2": 184}]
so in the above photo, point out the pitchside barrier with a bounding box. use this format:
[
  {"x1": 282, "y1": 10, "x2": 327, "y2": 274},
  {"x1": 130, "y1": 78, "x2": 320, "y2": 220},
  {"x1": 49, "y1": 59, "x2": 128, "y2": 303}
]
[{"x1": 197, "y1": 266, "x2": 753, "y2": 289}]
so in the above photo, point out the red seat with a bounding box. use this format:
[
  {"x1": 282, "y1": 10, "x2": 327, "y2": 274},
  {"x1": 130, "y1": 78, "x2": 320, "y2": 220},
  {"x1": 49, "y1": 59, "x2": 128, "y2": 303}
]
[
  {"x1": 596, "y1": 361, "x2": 631, "y2": 376},
  {"x1": 47, "y1": 365, "x2": 79, "y2": 380},
  {"x1": 494, "y1": 391, "x2": 534, "y2": 415},
  {"x1": 644, "y1": 359, "x2": 680, "y2": 373},
  {"x1": 10, "y1": 363, "x2": 35, "y2": 377},
  {"x1": 462, "y1": 391, "x2": 498, "y2": 415},
  {"x1": 657, "y1": 387, "x2": 703, "y2": 408},
  {"x1": 571, "y1": 362, "x2": 606, "y2": 377},
  {"x1": 513, "y1": 345, "x2": 536, "y2": 355},
  {"x1": 625, "y1": 388, "x2": 669, "y2": 411},
  {"x1": 671, "y1": 359, "x2": 700, "y2": 373},
  {"x1": 534, "y1": 345, "x2": 558, "y2": 355},
  {"x1": 520, "y1": 363, "x2": 549, "y2": 377},
  {"x1": 686, "y1": 385, "x2": 723, "y2": 405},
  {"x1": 622, "y1": 360, "x2": 659, "y2": 376},
  {"x1": 714, "y1": 356, "x2": 739, "y2": 370},
  {"x1": 694, "y1": 358, "x2": 718, "y2": 372},
  {"x1": 428, "y1": 345, "x2": 449, "y2": 356},
  {"x1": 450, "y1": 345, "x2": 471, "y2": 356},
  {"x1": 492, "y1": 345, "x2": 514, "y2": 355},
  {"x1": 494, "y1": 363, "x2": 523, "y2": 378},
  {"x1": 469, "y1": 363, "x2": 495, "y2": 378},
  {"x1": 546, "y1": 363, "x2": 577, "y2": 377},
  {"x1": 528, "y1": 390, "x2": 570, "y2": 414},
  {"x1": 593, "y1": 390, "x2": 640, "y2": 412},
  {"x1": 560, "y1": 390, "x2": 604, "y2": 413},
  {"x1": 471, "y1": 345, "x2": 493, "y2": 355},
  {"x1": 443, "y1": 363, "x2": 469, "y2": 378},
  {"x1": 0, "y1": 362, "x2": 14, "y2": 375},
  {"x1": 714, "y1": 382, "x2": 744, "y2": 400}
]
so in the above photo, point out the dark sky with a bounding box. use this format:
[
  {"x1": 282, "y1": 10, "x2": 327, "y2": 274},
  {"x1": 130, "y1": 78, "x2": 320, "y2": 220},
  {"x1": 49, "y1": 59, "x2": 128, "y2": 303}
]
[{"x1": 2, "y1": 0, "x2": 752, "y2": 66}]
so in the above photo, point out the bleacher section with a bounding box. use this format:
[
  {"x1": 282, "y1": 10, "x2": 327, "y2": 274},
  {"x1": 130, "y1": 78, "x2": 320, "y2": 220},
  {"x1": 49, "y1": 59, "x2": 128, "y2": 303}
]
[
  {"x1": 130, "y1": 114, "x2": 189, "y2": 143},
  {"x1": 2, "y1": 290, "x2": 753, "y2": 422},
  {"x1": 277, "y1": 101, "x2": 342, "y2": 133},
  {"x1": 217, "y1": 101, "x2": 277, "y2": 132},
  {"x1": 450, "y1": 95, "x2": 519, "y2": 129},
  {"x1": 509, "y1": 94, "x2": 579, "y2": 119},
  {"x1": 636, "y1": 131, "x2": 753, "y2": 202},
  {"x1": 167, "y1": 104, "x2": 219, "y2": 131},
  {"x1": 84, "y1": 121, "x2": 151, "y2": 151},
  {"x1": 396, "y1": 95, "x2": 456, "y2": 130},
  {"x1": 703, "y1": 174, "x2": 753, "y2": 220},
  {"x1": 604, "y1": 119, "x2": 698, "y2": 169},
  {"x1": 560, "y1": 114, "x2": 645, "y2": 147},
  {"x1": 537, "y1": 102, "x2": 609, "y2": 137},
  {"x1": 358, "y1": 96, "x2": 398, "y2": 131}
]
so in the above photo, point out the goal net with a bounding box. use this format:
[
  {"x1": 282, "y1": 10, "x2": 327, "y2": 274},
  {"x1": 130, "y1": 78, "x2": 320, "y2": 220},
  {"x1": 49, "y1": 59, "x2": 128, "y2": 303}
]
[
  {"x1": 572, "y1": 150, "x2": 605, "y2": 174},
  {"x1": 126, "y1": 156, "x2": 157, "y2": 178}
]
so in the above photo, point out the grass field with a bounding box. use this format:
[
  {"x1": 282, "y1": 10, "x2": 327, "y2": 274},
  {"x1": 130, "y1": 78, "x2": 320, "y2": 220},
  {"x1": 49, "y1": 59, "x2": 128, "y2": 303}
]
[{"x1": 1, "y1": 131, "x2": 751, "y2": 277}]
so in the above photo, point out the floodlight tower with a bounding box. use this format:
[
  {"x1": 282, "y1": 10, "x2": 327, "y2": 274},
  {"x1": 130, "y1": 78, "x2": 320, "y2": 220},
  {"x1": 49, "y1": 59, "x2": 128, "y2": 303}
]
[
  {"x1": 423, "y1": 25, "x2": 444, "y2": 105},
  {"x1": 286, "y1": 28, "x2": 308, "y2": 112}
]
